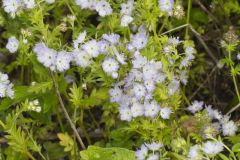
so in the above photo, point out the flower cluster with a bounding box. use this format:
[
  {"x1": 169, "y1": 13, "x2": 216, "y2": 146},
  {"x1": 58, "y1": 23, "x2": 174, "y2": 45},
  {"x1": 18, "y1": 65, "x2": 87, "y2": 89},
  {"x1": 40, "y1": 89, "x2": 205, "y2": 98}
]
[
  {"x1": 135, "y1": 142, "x2": 163, "y2": 160},
  {"x1": 188, "y1": 101, "x2": 238, "y2": 137},
  {"x1": 2, "y1": 0, "x2": 54, "y2": 17},
  {"x1": 188, "y1": 141, "x2": 223, "y2": 160},
  {"x1": 33, "y1": 43, "x2": 72, "y2": 72},
  {"x1": 120, "y1": 0, "x2": 134, "y2": 27},
  {"x1": 158, "y1": 0, "x2": 174, "y2": 16},
  {"x1": 109, "y1": 33, "x2": 195, "y2": 121},
  {"x1": 33, "y1": 32, "x2": 126, "y2": 78},
  {"x1": 27, "y1": 99, "x2": 42, "y2": 112},
  {"x1": 0, "y1": 72, "x2": 14, "y2": 99},
  {"x1": 109, "y1": 53, "x2": 172, "y2": 121},
  {"x1": 75, "y1": 0, "x2": 112, "y2": 17}
]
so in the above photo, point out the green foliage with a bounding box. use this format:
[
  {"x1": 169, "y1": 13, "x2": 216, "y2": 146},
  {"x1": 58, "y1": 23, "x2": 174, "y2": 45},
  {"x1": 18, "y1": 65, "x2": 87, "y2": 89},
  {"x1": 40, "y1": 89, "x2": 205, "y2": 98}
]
[
  {"x1": 80, "y1": 146, "x2": 136, "y2": 160},
  {"x1": 0, "y1": 0, "x2": 240, "y2": 160}
]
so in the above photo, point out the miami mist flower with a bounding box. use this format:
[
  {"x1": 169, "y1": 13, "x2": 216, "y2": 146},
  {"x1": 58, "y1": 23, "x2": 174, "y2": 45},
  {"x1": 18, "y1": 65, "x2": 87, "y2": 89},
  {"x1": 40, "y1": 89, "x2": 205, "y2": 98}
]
[
  {"x1": 102, "y1": 58, "x2": 119, "y2": 79},
  {"x1": 2, "y1": 0, "x2": 21, "y2": 16},
  {"x1": 6, "y1": 36, "x2": 19, "y2": 53},
  {"x1": 0, "y1": 72, "x2": 14, "y2": 99},
  {"x1": 202, "y1": 141, "x2": 223, "y2": 156},
  {"x1": 158, "y1": 0, "x2": 174, "y2": 15}
]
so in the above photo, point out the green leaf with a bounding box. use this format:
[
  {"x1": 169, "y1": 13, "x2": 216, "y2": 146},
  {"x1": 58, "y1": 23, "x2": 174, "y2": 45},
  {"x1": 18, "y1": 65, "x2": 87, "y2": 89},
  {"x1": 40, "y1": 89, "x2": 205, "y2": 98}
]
[
  {"x1": 232, "y1": 143, "x2": 240, "y2": 152},
  {"x1": 57, "y1": 133, "x2": 74, "y2": 152},
  {"x1": 80, "y1": 146, "x2": 136, "y2": 160},
  {"x1": 219, "y1": 153, "x2": 230, "y2": 160},
  {"x1": 43, "y1": 142, "x2": 67, "y2": 160},
  {"x1": 69, "y1": 83, "x2": 83, "y2": 107},
  {"x1": 78, "y1": 88, "x2": 109, "y2": 109}
]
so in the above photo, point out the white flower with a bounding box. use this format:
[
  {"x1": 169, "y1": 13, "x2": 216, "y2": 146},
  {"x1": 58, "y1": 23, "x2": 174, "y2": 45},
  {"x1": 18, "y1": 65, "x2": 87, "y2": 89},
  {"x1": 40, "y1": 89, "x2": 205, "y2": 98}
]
[
  {"x1": 158, "y1": 0, "x2": 174, "y2": 15},
  {"x1": 132, "y1": 83, "x2": 147, "y2": 99},
  {"x1": 95, "y1": 0, "x2": 112, "y2": 17},
  {"x1": 102, "y1": 33, "x2": 120, "y2": 45},
  {"x1": 145, "y1": 142, "x2": 163, "y2": 151},
  {"x1": 2, "y1": 0, "x2": 21, "y2": 16},
  {"x1": 132, "y1": 55, "x2": 147, "y2": 69},
  {"x1": 237, "y1": 53, "x2": 240, "y2": 60},
  {"x1": 188, "y1": 100, "x2": 204, "y2": 113},
  {"x1": 135, "y1": 144, "x2": 148, "y2": 160},
  {"x1": 180, "y1": 70, "x2": 188, "y2": 85},
  {"x1": 185, "y1": 46, "x2": 194, "y2": 55},
  {"x1": 23, "y1": 39, "x2": 28, "y2": 44},
  {"x1": 28, "y1": 100, "x2": 42, "y2": 112},
  {"x1": 6, "y1": 36, "x2": 19, "y2": 53},
  {"x1": 119, "y1": 107, "x2": 132, "y2": 121},
  {"x1": 222, "y1": 120, "x2": 238, "y2": 136},
  {"x1": 202, "y1": 141, "x2": 223, "y2": 156},
  {"x1": 168, "y1": 79, "x2": 180, "y2": 96},
  {"x1": 33, "y1": 43, "x2": 57, "y2": 70},
  {"x1": 144, "y1": 80, "x2": 155, "y2": 92},
  {"x1": 131, "y1": 102, "x2": 144, "y2": 117},
  {"x1": 111, "y1": 72, "x2": 118, "y2": 79},
  {"x1": 130, "y1": 32, "x2": 148, "y2": 50},
  {"x1": 142, "y1": 63, "x2": 158, "y2": 81},
  {"x1": 115, "y1": 52, "x2": 126, "y2": 65},
  {"x1": 168, "y1": 36, "x2": 181, "y2": 45},
  {"x1": 55, "y1": 51, "x2": 72, "y2": 72},
  {"x1": 82, "y1": 40, "x2": 99, "y2": 57},
  {"x1": 160, "y1": 107, "x2": 171, "y2": 119},
  {"x1": 109, "y1": 86, "x2": 123, "y2": 103},
  {"x1": 121, "y1": 15, "x2": 134, "y2": 27},
  {"x1": 75, "y1": 0, "x2": 93, "y2": 9},
  {"x1": 73, "y1": 31, "x2": 87, "y2": 49},
  {"x1": 188, "y1": 145, "x2": 202, "y2": 160},
  {"x1": 45, "y1": 0, "x2": 55, "y2": 4},
  {"x1": 120, "y1": 0, "x2": 134, "y2": 15},
  {"x1": 98, "y1": 40, "x2": 110, "y2": 53},
  {"x1": 205, "y1": 105, "x2": 222, "y2": 120},
  {"x1": 147, "y1": 153, "x2": 159, "y2": 160},
  {"x1": 144, "y1": 101, "x2": 160, "y2": 118},
  {"x1": 0, "y1": 72, "x2": 14, "y2": 99},
  {"x1": 102, "y1": 58, "x2": 119, "y2": 74},
  {"x1": 23, "y1": 0, "x2": 35, "y2": 9},
  {"x1": 72, "y1": 49, "x2": 92, "y2": 67}
]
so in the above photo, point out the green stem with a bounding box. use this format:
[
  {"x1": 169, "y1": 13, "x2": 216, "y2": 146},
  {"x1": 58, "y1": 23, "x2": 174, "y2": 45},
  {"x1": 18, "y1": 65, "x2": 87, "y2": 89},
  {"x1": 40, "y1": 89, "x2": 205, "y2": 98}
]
[
  {"x1": 66, "y1": 1, "x2": 80, "y2": 25},
  {"x1": 228, "y1": 50, "x2": 240, "y2": 102},
  {"x1": 26, "y1": 152, "x2": 37, "y2": 160},
  {"x1": 185, "y1": 0, "x2": 192, "y2": 39},
  {"x1": 160, "y1": 24, "x2": 189, "y2": 36},
  {"x1": 181, "y1": 89, "x2": 190, "y2": 105},
  {"x1": 21, "y1": 66, "x2": 24, "y2": 83},
  {"x1": 158, "y1": 19, "x2": 167, "y2": 35},
  {"x1": 57, "y1": 109, "x2": 65, "y2": 132},
  {"x1": 80, "y1": 109, "x2": 91, "y2": 145}
]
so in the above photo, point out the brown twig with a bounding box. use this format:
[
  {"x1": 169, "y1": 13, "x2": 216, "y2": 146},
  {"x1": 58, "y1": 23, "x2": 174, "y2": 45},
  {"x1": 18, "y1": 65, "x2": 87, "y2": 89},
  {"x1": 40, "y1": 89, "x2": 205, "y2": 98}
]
[
  {"x1": 50, "y1": 71, "x2": 86, "y2": 149},
  {"x1": 189, "y1": 66, "x2": 217, "y2": 100},
  {"x1": 189, "y1": 25, "x2": 218, "y2": 64},
  {"x1": 196, "y1": 0, "x2": 220, "y2": 25}
]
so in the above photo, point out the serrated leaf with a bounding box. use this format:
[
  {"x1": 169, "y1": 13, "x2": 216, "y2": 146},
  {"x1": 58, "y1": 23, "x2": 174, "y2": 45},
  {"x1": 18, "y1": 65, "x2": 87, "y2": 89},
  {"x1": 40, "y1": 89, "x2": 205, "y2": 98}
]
[
  {"x1": 69, "y1": 83, "x2": 83, "y2": 107},
  {"x1": 57, "y1": 133, "x2": 74, "y2": 152},
  {"x1": 79, "y1": 88, "x2": 109, "y2": 108}
]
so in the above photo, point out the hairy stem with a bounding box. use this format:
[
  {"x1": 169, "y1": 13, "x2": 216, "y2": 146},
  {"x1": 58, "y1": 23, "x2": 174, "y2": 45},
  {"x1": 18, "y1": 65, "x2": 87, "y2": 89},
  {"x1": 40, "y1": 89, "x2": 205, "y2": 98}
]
[
  {"x1": 50, "y1": 71, "x2": 86, "y2": 149},
  {"x1": 228, "y1": 50, "x2": 240, "y2": 102}
]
